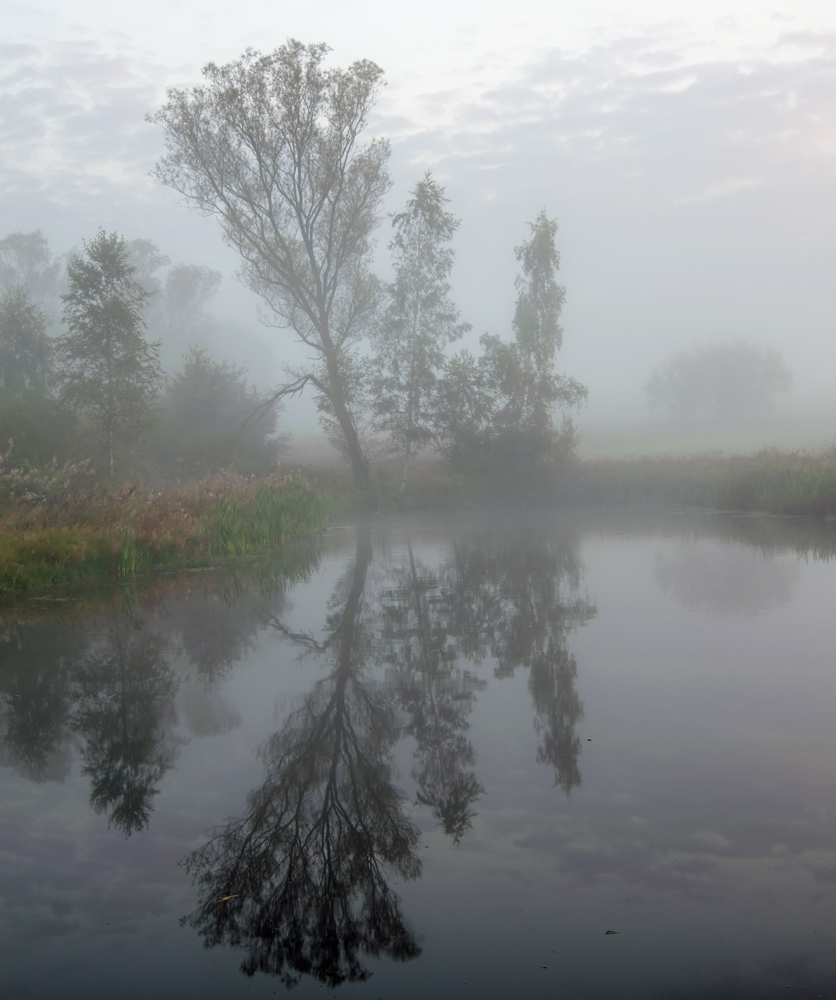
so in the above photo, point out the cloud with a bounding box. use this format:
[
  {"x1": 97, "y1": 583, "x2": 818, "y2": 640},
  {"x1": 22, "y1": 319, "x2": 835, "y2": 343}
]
[{"x1": 0, "y1": 39, "x2": 169, "y2": 208}]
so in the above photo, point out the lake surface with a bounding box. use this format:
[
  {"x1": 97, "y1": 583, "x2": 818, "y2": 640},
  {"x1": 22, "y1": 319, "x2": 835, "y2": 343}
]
[{"x1": 3, "y1": 509, "x2": 836, "y2": 1000}]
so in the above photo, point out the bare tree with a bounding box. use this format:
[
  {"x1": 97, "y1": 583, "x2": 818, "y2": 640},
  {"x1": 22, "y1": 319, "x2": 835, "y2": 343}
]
[{"x1": 150, "y1": 41, "x2": 391, "y2": 493}]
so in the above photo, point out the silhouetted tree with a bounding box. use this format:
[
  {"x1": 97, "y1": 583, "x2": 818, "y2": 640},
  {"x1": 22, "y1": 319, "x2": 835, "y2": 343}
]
[
  {"x1": 647, "y1": 340, "x2": 792, "y2": 421},
  {"x1": 0, "y1": 287, "x2": 53, "y2": 395},
  {"x1": 59, "y1": 231, "x2": 163, "y2": 476},
  {"x1": 155, "y1": 346, "x2": 281, "y2": 475},
  {"x1": 0, "y1": 229, "x2": 62, "y2": 313}
]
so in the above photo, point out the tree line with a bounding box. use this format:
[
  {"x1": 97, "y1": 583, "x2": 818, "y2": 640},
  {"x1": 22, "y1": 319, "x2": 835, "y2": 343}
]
[
  {"x1": 149, "y1": 40, "x2": 588, "y2": 497},
  {"x1": 0, "y1": 229, "x2": 280, "y2": 480}
]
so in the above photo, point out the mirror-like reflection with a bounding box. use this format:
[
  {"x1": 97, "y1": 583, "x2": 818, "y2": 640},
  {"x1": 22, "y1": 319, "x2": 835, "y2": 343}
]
[
  {"x1": 184, "y1": 530, "x2": 422, "y2": 986},
  {"x1": 182, "y1": 521, "x2": 595, "y2": 981},
  {"x1": 4, "y1": 510, "x2": 836, "y2": 998}
]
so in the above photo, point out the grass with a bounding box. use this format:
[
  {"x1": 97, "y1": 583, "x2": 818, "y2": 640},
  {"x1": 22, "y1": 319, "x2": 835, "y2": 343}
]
[
  {"x1": 560, "y1": 445, "x2": 836, "y2": 516},
  {"x1": 6, "y1": 441, "x2": 836, "y2": 595},
  {"x1": 0, "y1": 473, "x2": 325, "y2": 593}
]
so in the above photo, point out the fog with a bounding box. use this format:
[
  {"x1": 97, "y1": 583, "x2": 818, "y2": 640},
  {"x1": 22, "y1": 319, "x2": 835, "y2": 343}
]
[{"x1": 3, "y1": 0, "x2": 836, "y2": 459}]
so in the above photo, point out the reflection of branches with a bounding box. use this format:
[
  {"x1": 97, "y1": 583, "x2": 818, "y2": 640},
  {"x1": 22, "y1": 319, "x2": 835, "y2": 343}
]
[
  {"x1": 531, "y1": 643, "x2": 584, "y2": 794},
  {"x1": 184, "y1": 526, "x2": 422, "y2": 986},
  {"x1": 383, "y1": 543, "x2": 485, "y2": 842},
  {"x1": 72, "y1": 625, "x2": 178, "y2": 835},
  {"x1": 436, "y1": 529, "x2": 594, "y2": 795}
]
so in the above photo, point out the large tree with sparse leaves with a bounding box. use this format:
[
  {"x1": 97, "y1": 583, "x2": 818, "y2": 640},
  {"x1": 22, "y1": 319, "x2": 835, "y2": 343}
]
[{"x1": 150, "y1": 40, "x2": 390, "y2": 495}]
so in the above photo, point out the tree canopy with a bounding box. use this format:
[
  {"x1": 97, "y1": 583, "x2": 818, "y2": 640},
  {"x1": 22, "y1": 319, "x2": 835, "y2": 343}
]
[{"x1": 647, "y1": 340, "x2": 793, "y2": 421}]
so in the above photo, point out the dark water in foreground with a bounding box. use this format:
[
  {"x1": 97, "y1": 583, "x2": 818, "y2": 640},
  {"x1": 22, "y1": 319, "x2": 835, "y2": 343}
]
[{"x1": 2, "y1": 509, "x2": 836, "y2": 1000}]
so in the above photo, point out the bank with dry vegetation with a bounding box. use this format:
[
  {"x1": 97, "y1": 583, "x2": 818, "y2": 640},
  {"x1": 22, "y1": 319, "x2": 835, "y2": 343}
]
[{"x1": 0, "y1": 473, "x2": 325, "y2": 592}]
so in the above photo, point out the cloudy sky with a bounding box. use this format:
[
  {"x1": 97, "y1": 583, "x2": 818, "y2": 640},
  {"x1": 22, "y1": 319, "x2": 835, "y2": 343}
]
[{"x1": 3, "y1": 0, "x2": 836, "y2": 437}]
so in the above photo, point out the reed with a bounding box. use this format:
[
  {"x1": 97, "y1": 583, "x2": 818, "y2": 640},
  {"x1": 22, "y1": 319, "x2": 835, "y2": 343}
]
[{"x1": 0, "y1": 474, "x2": 325, "y2": 592}]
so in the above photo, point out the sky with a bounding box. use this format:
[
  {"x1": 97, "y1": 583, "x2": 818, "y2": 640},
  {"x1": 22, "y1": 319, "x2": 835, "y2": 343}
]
[{"x1": 3, "y1": 0, "x2": 836, "y2": 442}]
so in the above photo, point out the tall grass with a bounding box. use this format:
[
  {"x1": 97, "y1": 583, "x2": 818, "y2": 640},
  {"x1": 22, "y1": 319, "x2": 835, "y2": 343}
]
[{"x1": 0, "y1": 474, "x2": 325, "y2": 592}]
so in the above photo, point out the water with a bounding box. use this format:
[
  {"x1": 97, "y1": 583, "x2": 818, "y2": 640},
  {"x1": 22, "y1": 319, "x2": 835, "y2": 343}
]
[{"x1": 2, "y1": 509, "x2": 836, "y2": 1000}]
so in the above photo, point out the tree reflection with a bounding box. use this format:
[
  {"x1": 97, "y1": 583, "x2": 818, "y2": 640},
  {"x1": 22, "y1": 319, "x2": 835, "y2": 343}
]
[
  {"x1": 71, "y1": 622, "x2": 178, "y2": 835},
  {"x1": 437, "y1": 528, "x2": 594, "y2": 793},
  {"x1": 381, "y1": 543, "x2": 485, "y2": 842},
  {"x1": 183, "y1": 527, "x2": 422, "y2": 987},
  {"x1": 0, "y1": 623, "x2": 82, "y2": 782}
]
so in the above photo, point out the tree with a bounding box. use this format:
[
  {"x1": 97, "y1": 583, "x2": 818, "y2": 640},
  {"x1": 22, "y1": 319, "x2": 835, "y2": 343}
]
[
  {"x1": 150, "y1": 41, "x2": 391, "y2": 494},
  {"x1": 435, "y1": 211, "x2": 587, "y2": 487},
  {"x1": 372, "y1": 172, "x2": 469, "y2": 490},
  {"x1": 0, "y1": 230, "x2": 61, "y2": 313},
  {"x1": 58, "y1": 230, "x2": 163, "y2": 476},
  {"x1": 0, "y1": 287, "x2": 52, "y2": 395},
  {"x1": 646, "y1": 340, "x2": 793, "y2": 421},
  {"x1": 156, "y1": 346, "x2": 282, "y2": 475}
]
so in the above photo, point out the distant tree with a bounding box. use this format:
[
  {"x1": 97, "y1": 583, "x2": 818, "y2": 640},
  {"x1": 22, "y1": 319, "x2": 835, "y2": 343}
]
[
  {"x1": 0, "y1": 230, "x2": 61, "y2": 312},
  {"x1": 160, "y1": 265, "x2": 222, "y2": 343},
  {"x1": 372, "y1": 172, "x2": 470, "y2": 491},
  {"x1": 155, "y1": 346, "x2": 282, "y2": 475},
  {"x1": 435, "y1": 211, "x2": 587, "y2": 487},
  {"x1": 150, "y1": 41, "x2": 391, "y2": 494},
  {"x1": 58, "y1": 231, "x2": 163, "y2": 476},
  {"x1": 125, "y1": 238, "x2": 170, "y2": 296},
  {"x1": 0, "y1": 287, "x2": 53, "y2": 395},
  {"x1": 646, "y1": 341, "x2": 793, "y2": 421}
]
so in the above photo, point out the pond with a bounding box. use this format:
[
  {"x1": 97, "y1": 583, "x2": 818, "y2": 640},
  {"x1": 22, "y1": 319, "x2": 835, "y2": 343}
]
[{"x1": 2, "y1": 509, "x2": 836, "y2": 1000}]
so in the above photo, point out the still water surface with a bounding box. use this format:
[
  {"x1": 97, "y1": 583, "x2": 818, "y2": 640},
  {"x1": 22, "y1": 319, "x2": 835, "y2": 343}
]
[{"x1": 2, "y1": 510, "x2": 836, "y2": 999}]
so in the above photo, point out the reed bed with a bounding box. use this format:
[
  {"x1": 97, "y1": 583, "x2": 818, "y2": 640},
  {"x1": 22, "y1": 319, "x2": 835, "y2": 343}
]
[{"x1": 0, "y1": 474, "x2": 325, "y2": 592}]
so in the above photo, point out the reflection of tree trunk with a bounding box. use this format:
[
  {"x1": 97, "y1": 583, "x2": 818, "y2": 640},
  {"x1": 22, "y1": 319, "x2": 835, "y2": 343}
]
[{"x1": 183, "y1": 522, "x2": 420, "y2": 987}]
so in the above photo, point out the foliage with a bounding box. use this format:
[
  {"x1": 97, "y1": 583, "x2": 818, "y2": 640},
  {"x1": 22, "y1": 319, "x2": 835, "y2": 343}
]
[
  {"x1": 647, "y1": 340, "x2": 793, "y2": 421},
  {"x1": 0, "y1": 286, "x2": 53, "y2": 395},
  {"x1": 58, "y1": 230, "x2": 163, "y2": 476},
  {"x1": 151, "y1": 40, "x2": 391, "y2": 493},
  {"x1": 0, "y1": 229, "x2": 62, "y2": 313},
  {"x1": 371, "y1": 172, "x2": 469, "y2": 489},
  {"x1": 153, "y1": 347, "x2": 282, "y2": 476},
  {"x1": 435, "y1": 211, "x2": 587, "y2": 490}
]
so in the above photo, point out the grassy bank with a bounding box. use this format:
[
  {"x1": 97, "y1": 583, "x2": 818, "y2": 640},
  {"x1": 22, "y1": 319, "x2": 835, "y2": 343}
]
[
  {"x1": 0, "y1": 474, "x2": 325, "y2": 592},
  {"x1": 561, "y1": 445, "x2": 836, "y2": 516},
  {"x1": 295, "y1": 444, "x2": 836, "y2": 518}
]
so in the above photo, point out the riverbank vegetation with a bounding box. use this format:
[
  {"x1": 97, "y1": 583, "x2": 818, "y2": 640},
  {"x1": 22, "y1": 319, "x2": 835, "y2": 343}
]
[
  {"x1": 560, "y1": 444, "x2": 836, "y2": 517},
  {"x1": 0, "y1": 473, "x2": 324, "y2": 593}
]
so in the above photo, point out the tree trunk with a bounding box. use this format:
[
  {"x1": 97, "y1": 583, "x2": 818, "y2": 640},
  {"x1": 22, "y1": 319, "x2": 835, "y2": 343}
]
[{"x1": 323, "y1": 348, "x2": 370, "y2": 496}]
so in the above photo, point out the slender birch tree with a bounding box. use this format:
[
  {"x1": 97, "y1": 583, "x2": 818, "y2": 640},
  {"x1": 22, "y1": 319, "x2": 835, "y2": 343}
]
[{"x1": 372, "y1": 172, "x2": 469, "y2": 491}]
